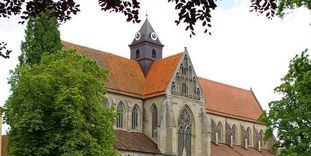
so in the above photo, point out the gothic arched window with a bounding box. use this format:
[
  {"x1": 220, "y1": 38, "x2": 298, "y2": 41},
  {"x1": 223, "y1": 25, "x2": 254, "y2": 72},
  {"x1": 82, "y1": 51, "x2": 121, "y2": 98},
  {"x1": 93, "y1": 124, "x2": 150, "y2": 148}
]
[
  {"x1": 132, "y1": 105, "x2": 139, "y2": 130},
  {"x1": 216, "y1": 122, "x2": 223, "y2": 143},
  {"x1": 259, "y1": 130, "x2": 264, "y2": 147},
  {"x1": 232, "y1": 125, "x2": 237, "y2": 144},
  {"x1": 116, "y1": 102, "x2": 125, "y2": 128},
  {"x1": 136, "y1": 49, "x2": 140, "y2": 59},
  {"x1": 178, "y1": 108, "x2": 192, "y2": 156},
  {"x1": 151, "y1": 104, "x2": 158, "y2": 137},
  {"x1": 152, "y1": 49, "x2": 156, "y2": 58},
  {"x1": 246, "y1": 128, "x2": 251, "y2": 146}
]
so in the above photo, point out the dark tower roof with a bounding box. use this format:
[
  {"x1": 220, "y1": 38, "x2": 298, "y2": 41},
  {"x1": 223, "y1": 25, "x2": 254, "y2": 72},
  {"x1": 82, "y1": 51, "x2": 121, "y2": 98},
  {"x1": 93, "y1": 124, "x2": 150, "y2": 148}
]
[{"x1": 130, "y1": 19, "x2": 163, "y2": 46}]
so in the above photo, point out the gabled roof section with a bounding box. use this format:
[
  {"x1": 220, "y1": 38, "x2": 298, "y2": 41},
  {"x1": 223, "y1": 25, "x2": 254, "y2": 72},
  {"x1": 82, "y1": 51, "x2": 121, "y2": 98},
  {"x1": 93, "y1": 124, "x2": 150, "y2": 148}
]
[
  {"x1": 114, "y1": 130, "x2": 161, "y2": 154},
  {"x1": 144, "y1": 52, "x2": 184, "y2": 98},
  {"x1": 198, "y1": 77, "x2": 263, "y2": 122},
  {"x1": 62, "y1": 41, "x2": 181, "y2": 99},
  {"x1": 163, "y1": 49, "x2": 205, "y2": 102},
  {"x1": 62, "y1": 41, "x2": 145, "y2": 98},
  {"x1": 130, "y1": 19, "x2": 163, "y2": 46}
]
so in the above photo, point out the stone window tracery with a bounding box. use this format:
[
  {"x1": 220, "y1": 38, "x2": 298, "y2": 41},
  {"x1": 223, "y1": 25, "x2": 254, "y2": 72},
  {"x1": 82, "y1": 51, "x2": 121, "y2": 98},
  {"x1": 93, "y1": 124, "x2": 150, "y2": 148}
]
[
  {"x1": 132, "y1": 105, "x2": 139, "y2": 130},
  {"x1": 232, "y1": 125, "x2": 237, "y2": 144},
  {"x1": 216, "y1": 122, "x2": 223, "y2": 142},
  {"x1": 178, "y1": 108, "x2": 192, "y2": 156},
  {"x1": 116, "y1": 102, "x2": 125, "y2": 128},
  {"x1": 259, "y1": 130, "x2": 263, "y2": 147},
  {"x1": 151, "y1": 104, "x2": 158, "y2": 137},
  {"x1": 246, "y1": 128, "x2": 251, "y2": 146}
]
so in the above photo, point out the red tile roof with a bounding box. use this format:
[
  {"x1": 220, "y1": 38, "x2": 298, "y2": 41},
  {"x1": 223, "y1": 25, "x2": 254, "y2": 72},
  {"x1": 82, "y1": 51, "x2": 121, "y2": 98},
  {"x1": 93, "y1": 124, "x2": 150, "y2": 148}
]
[
  {"x1": 212, "y1": 143, "x2": 274, "y2": 156},
  {"x1": 232, "y1": 146, "x2": 264, "y2": 156},
  {"x1": 62, "y1": 41, "x2": 146, "y2": 98},
  {"x1": 198, "y1": 78, "x2": 263, "y2": 122},
  {"x1": 62, "y1": 41, "x2": 182, "y2": 99},
  {"x1": 63, "y1": 41, "x2": 264, "y2": 122},
  {"x1": 211, "y1": 143, "x2": 240, "y2": 156},
  {"x1": 144, "y1": 53, "x2": 183, "y2": 98},
  {"x1": 114, "y1": 130, "x2": 161, "y2": 154}
]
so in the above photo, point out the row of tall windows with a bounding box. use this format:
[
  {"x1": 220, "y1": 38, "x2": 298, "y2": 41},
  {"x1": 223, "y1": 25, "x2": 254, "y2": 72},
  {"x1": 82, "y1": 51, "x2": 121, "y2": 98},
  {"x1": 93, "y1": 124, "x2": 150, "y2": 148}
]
[
  {"x1": 116, "y1": 103, "x2": 140, "y2": 130},
  {"x1": 115, "y1": 102, "x2": 158, "y2": 135},
  {"x1": 116, "y1": 102, "x2": 193, "y2": 156},
  {"x1": 211, "y1": 121, "x2": 263, "y2": 147}
]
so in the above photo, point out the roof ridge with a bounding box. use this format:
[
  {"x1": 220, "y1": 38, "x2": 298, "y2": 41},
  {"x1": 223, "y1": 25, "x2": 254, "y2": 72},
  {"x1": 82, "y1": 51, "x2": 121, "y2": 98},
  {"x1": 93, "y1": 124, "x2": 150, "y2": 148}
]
[
  {"x1": 62, "y1": 40, "x2": 135, "y2": 62},
  {"x1": 162, "y1": 52, "x2": 184, "y2": 59},
  {"x1": 198, "y1": 77, "x2": 250, "y2": 92}
]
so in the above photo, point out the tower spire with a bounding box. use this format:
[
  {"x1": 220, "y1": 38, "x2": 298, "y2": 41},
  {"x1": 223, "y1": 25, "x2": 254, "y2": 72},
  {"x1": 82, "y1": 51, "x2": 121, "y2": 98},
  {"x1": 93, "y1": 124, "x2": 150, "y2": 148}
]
[
  {"x1": 129, "y1": 18, "x2": 164, "y2": 76},
  {"x1": 145, "y1": 10, "x2": 148, "y2": 19}
]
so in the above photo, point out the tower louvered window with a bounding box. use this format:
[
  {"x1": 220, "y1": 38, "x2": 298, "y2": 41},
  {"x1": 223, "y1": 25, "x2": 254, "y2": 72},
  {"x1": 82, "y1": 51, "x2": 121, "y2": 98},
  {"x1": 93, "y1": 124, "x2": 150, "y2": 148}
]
[
  {"x1": 152, "y1": 49, "x2": 156, "y2": 58},
  {"x1": 136, "y1": 49, "x2": 140, "y2": 59}
]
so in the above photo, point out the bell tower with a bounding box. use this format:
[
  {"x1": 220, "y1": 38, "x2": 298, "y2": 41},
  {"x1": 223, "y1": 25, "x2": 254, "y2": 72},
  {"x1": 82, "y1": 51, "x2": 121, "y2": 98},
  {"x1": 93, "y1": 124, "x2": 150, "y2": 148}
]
[{"x1": 129, "y1": 18, "x2": 164, "y2": 76}]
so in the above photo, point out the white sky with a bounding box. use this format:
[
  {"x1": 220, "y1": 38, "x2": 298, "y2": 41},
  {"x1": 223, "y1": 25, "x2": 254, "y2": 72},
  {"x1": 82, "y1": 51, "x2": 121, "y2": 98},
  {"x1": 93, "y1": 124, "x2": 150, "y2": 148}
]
[{"x1": 0, "y1": 0, "x2": 311, "y2": 134}]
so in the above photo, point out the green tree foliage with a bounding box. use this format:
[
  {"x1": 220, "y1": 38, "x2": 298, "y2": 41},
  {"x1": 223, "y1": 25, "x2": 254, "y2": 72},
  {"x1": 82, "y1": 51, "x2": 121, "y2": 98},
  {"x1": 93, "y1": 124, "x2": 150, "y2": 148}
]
[
  {"x1": 4, "y1": 50, "x2": 118, "y2": 156},
  {"x1": 20, "y1": 11, "x2": 61, "y2": 66},
  {"x1": 1, "y1": 0, "x2": 310, "y2": 59},
  {"x1": 260, "y1": 49, "x2": 311, "y2": 155}
]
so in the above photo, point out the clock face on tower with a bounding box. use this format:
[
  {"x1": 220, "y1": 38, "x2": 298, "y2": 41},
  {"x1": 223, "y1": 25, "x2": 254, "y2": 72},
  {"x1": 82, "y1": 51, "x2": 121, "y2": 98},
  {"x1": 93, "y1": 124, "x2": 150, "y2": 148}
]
[
  {"x1": 135, "y1": 32, "x2": 141, "y2": 40},
  {"x1": 150, "y1": 32, "x2": 158, "y2": 40}
]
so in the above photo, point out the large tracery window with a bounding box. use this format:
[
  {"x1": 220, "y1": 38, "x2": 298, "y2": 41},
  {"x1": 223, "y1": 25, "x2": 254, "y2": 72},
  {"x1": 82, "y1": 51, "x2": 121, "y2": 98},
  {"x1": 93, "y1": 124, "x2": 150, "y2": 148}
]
[
  {"x1": 151, "y1": 104, "x2": 158, "y2": 137},
  {"x1": 116, "y1": 102, "x2": 125, "y2": 128},
  {"x1": 178, "y1": 108, "x2": 192, "y2": 156},
  {"x1": 132, "y1": 105, "x2": 139, "y2": 130}
]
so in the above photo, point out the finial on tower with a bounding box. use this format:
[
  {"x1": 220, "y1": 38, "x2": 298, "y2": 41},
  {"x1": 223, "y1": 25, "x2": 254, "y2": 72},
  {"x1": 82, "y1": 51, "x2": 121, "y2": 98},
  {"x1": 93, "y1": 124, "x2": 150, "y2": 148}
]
[{"x1": 145, "y1": 10, "x2": 148, "y2": 19}]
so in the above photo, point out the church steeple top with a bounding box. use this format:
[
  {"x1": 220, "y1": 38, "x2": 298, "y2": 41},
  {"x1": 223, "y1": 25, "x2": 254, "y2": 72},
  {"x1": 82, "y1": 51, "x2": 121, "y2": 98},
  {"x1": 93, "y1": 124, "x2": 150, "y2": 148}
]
[
  {"x1": 130, "y1": 19, "x2": 163, "y2": 46},
  {"x1": 129, "y1": 18, "x2": 164, "y2": 76}
]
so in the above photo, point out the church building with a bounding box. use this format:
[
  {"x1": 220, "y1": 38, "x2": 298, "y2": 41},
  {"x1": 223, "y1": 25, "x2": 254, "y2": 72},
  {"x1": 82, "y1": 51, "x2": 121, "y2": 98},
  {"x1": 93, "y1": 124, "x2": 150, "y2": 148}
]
[{"x1": 61, "y1": 19, "x2": 275, "y2": 156}]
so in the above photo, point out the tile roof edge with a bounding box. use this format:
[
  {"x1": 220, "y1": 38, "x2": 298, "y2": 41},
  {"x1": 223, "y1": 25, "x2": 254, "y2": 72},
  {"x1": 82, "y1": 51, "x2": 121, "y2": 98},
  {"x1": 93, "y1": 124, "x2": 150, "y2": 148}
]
[
  {"x1": 62, "y1": 40, "x2": 134, "y2": 62},
  {"x1": 114, "y1": 130, "x2": 162, "y2": 154},
  {"x1": 144, "y1": 91, "x2": 165, "y2": 99},
  {"x1": 163, "y1": 52, "x2": 185, "y2": 95},
  {"x1": 206, "y1": 109, "x2": 264, "y2": 125},
  {"x1": 108, "y1": 89, "x2": 143, "y2": 99},
  {"x1": 213, "y1": 143, "x2": 272, "y2": 153},
  {"x1": 198, "y1": 77, "x2": 251, "y2": 92}
]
